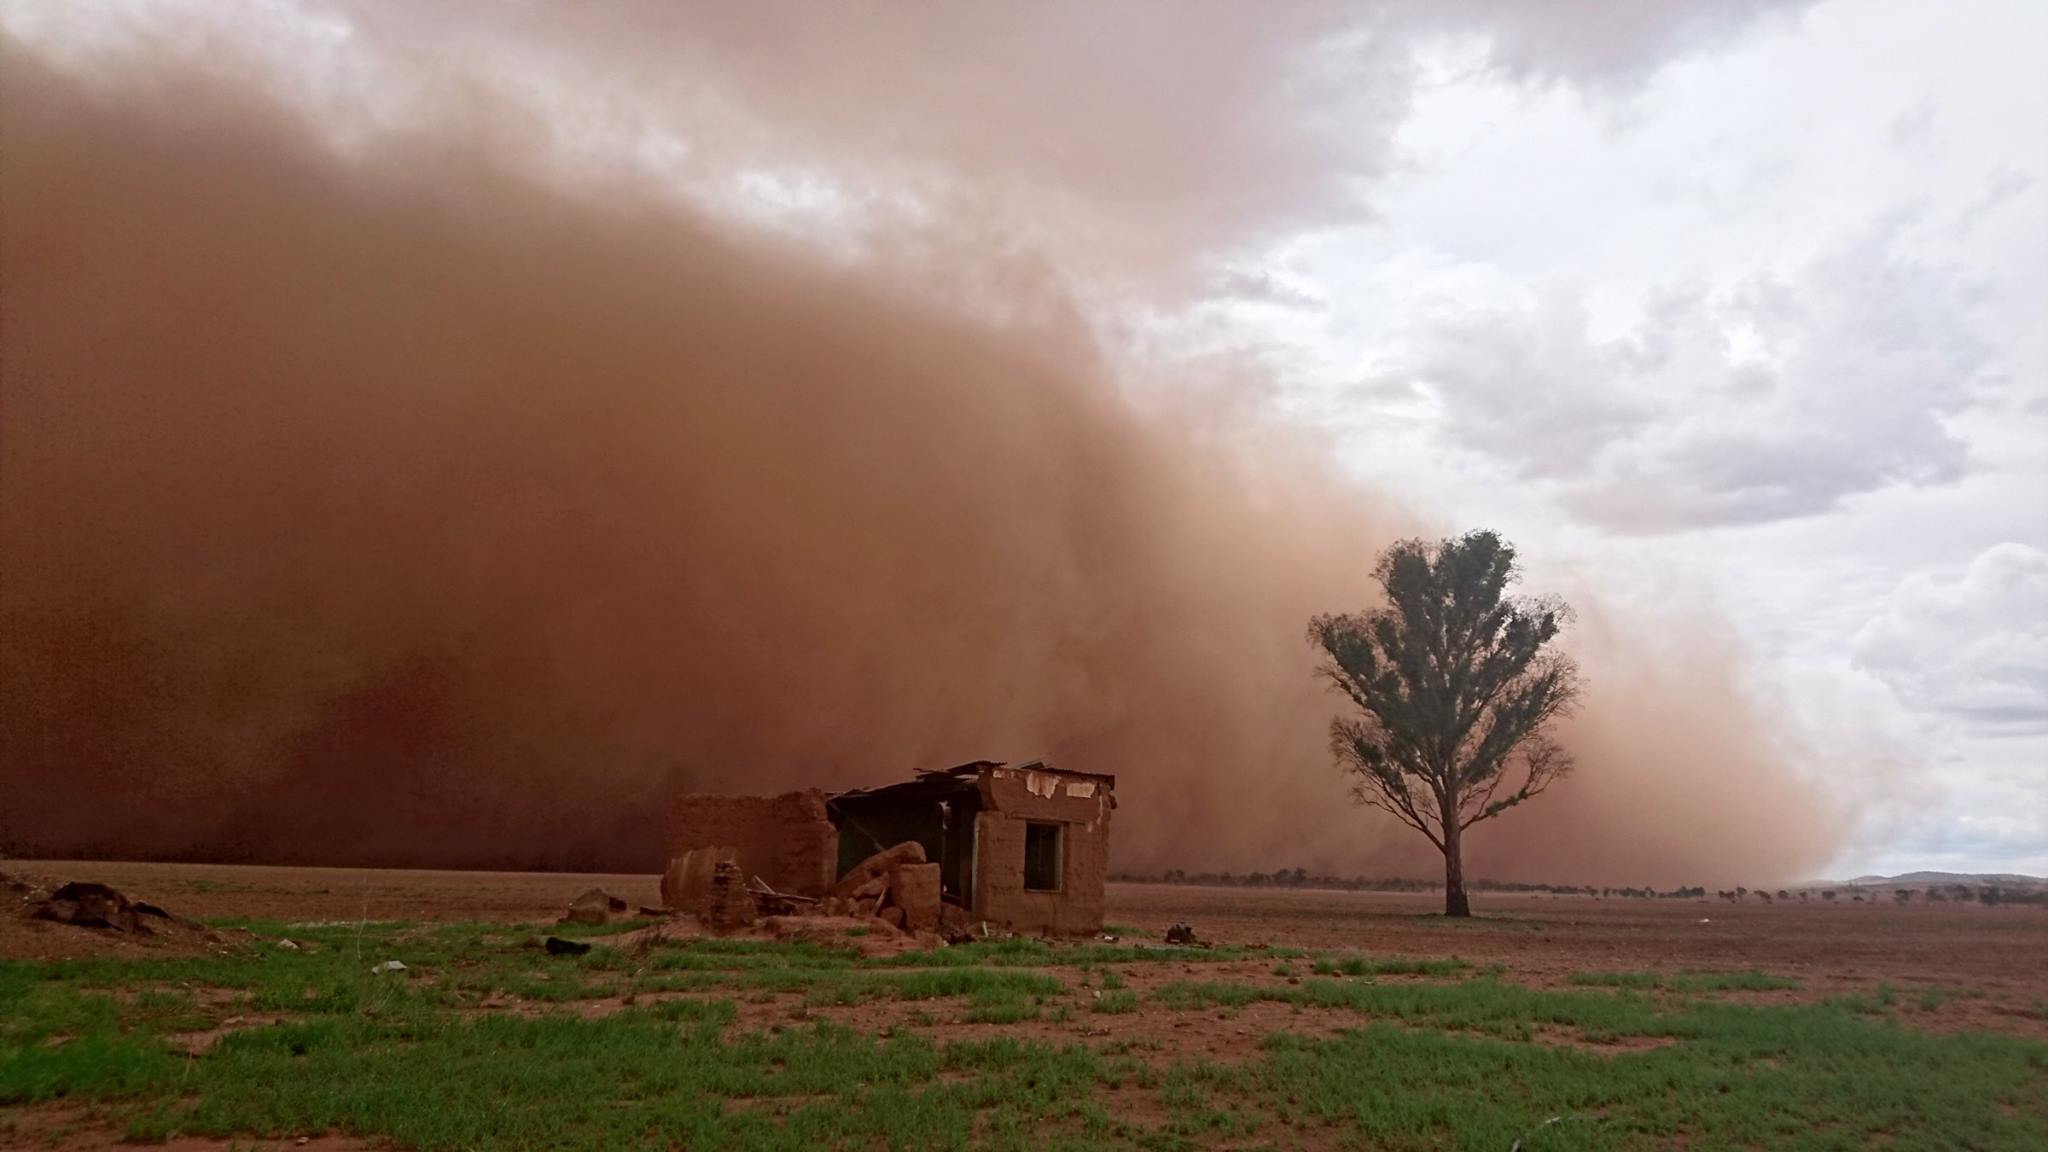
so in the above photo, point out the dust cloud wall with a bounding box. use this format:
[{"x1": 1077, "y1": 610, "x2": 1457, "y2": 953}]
[{"x1": 0, "y1": 43, "x2": 1840, "y2": 886}]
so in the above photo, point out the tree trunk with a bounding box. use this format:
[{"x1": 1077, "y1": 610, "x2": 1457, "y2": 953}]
[{"x1": 1441, "y1": 813, "x2": 1470, "y2": 918}]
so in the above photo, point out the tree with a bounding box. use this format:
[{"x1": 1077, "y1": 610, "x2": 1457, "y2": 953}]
[{"x1": 1307, "y1": 530, "x2": 1582, "y2": 917}]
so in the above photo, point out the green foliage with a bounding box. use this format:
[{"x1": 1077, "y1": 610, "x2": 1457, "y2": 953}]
[{"x1": 1307, "y1": 530, "x2": 1583, "y2": 916}]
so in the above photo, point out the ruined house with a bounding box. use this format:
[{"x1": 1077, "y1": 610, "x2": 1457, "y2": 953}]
[{"x1": 665, "y1": 760, "x2": 1115, "y2": 935}]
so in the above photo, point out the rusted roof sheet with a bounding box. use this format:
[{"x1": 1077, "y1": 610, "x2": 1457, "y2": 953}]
[{"x1": 828, "y1": 758, "x2": 1114, "y2": 806}]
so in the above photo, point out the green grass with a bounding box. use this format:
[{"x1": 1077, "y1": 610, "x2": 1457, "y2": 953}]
[
  {"x1": 1090, "y1": 990, "x2": 1140, "y2": 1015},
  {"x1": 1152, "y1": 975, "x2": 1687, "y2": 1043},
  {"x1": 1919, "y1": 987, "x2": 1951, "y2": 1012},
  {"x1": 1146, "y1": 977, "x2": 2048, "y2": 1150},
  {"x1": 119, "y1": 1013, "x2": 1138, "y2": 1150},
  {"x1": 4, "y1": 921, "x2": 2044, "y2": 1150},
  {"x1": 1567, "y1": 968, "x2": 1803, "y2": 994},
  {"x1": 1310, "y1": 952, "x2": 1468, "y2": 979},
  {"x1": 1238, "y1": 1014, "x2": 2046, "y2": 1151},
  {"x1": 1567, "y1": 969, "x2": 1663, "y2": 990},
  {"x1": 869, "y1": 937, "x2": 1282, "y2": 968}
]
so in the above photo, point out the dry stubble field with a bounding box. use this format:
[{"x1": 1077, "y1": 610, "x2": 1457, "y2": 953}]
[{"x1": 4, "y1": 862, "x2": 2046, "y2": 1150}]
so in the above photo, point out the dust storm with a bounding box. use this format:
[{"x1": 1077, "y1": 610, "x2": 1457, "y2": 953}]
[{"x1": 0, "y1": 35, "x2": 1840, "y2": 884}]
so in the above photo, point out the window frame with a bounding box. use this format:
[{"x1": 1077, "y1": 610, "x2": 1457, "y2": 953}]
[{"x1": 1022, "y1": 820, "x2": 1064, "y2": 893}]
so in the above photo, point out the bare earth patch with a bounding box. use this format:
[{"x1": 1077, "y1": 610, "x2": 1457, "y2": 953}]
[{"x1": 0, "y1": 1107, "x2": 379, "y2": 1151}]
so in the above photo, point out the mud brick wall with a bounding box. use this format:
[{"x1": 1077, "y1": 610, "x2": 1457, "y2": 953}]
[
  {"x1": 971, "y1": 766, "x2": 1112, "y2": 935},
  {"x1": 666, "y1": 790, "x2": 838, "y2": 897}
]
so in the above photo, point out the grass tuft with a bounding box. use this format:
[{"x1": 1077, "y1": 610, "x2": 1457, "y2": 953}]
[{"x1": 2, "y1": 920, "x2": 2042, "y2": 1150}]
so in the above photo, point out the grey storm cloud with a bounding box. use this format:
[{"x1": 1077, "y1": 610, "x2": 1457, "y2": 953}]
[
  {"x1": 5, "y1": 0, "x2": 1814, "y2": 295},
  {"x1": 1423, "y1": 0, "x2": 1812, "y2": 87},
  {"x1": 1373, "y1": 214, "x2": 1997, "y2": 532},
  {"x1": 1854, "y1": 543, "x2": 2048, "y2": 736}
]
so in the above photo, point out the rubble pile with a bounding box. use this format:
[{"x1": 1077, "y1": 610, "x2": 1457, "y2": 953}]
[
  {"x1": 559, "y1": 888, "x2": 630, "y2": 926},
  {"x1": 4, "y1": 870, "x2": 230, "y2": 954},
  {"x1": 650, "y1": 841, "x2": 974, "y2": 942},
  {"x1": 703, "y1": 861, "x2": 759, "y2": 930},
  {"x1": 661, "y1": 846, "x2": 732, "y2": 913},
  {"x1": 31, "y1": 880, "x2": 183, "y2": 935},
  {"x1": 821, "y1": 843, "x2": 943, "y2": 932}
]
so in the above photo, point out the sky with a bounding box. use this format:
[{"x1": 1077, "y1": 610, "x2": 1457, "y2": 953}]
[
  {"x1": 4, "y1": 0, "x2": 2042, "y2": 879},
  {"x1": 1249, "y1": 1, "x2": 2048, "y2": 877}
]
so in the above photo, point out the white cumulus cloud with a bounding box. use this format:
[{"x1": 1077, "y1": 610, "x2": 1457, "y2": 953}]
[{"x1": 1853, "y1": 543, "x2": 2048, "y2": 734}]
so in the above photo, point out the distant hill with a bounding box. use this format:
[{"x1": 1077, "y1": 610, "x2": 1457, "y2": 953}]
[{"x1": 1839, "y1": 871, "x2": 2045, "y2": 888}]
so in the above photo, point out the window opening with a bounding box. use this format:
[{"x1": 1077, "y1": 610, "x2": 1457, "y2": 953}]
[{"x1": 1023, "y1": 822, "x2": 1062, "y2": 892}]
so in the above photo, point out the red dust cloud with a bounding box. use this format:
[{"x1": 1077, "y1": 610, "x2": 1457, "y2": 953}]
[{"x1": 0, "y1": 37, "x2": 1841, "y2": 884}]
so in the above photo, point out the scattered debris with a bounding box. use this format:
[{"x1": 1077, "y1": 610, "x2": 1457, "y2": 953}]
[
  {"x1": 560, "y1": 888, "x2": 629, "y2": 926},
  {"x1": 644, "y1": 827, "x2": 1073, "y2": 948},
  {"x1": 831, "y1": 841, "x2": 928, "y2": 899},
  {"x1": 1164, "y1": 922, "x2": 1199, "y2": 945},
  {"x1": 937, "y1": 903, "x2": 976, "y2": 943},
  {"x1": 670, "y1": 761, "x2": 1117, "y2": 937},
  {"x1": 890, "y1": 863, "x2": 942, "y2": 932},
  {"x1": 31, "y1": 881, "x2": 183, "y2": 935},
  {"x1": 370, "y1": 960, "x2": 407, "y2": 975},
  {"x1": 3, "y1": 871, "x2": 35, "y2": 902},
  {"x1": 662, "y1": 846, "x2": 736, "y2": 913},
  {"x1": 6, "y1": 871, "x2": 234, "y2": 956},
  {"x1": 808, "y1": 842, "x2": 952, "y2": 934},
  {"x1": 702, "y1": 861, "x2": 759, "y2": 931},
  {"x1": 745, "y1": 877, "x2": 817, "y2": 918},
  {"x1": 543, "y1": 936, "x2": 591, "y2": 956},
  {"x1": 1508, "y1": 1114, "x2": 1597, "y2": 1150}
]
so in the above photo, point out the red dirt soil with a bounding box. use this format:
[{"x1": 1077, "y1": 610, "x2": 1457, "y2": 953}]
[
  {"x1": 7, "y1": 863, "x2": 2046, "y2": 1147},
  {"x1": 7, "y1": 862, "x2": 2045, "y2": 1024}
]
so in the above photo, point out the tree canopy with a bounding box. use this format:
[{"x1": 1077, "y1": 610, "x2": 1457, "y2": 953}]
[{"x1": 1307, "y1": 530, "x2": 1581, "y2": 915}]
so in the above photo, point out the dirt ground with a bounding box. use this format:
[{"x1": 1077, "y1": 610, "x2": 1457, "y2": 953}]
[
  {"x1": 8, "y1": 861, "x2": 2045, "y2": 1011},
  {"x1": 6, "y1": 862, "x2": 2047, "y2": 1149},
  {"x1": 1110, "y1": 882, "x2": 2048, "y2": 1006}
]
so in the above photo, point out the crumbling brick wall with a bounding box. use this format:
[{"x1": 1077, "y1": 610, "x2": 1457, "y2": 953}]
[
  {"x1": 666, "y1": 789, "x2": 838, "y2": 897},
  {"x1": 970, "y1": 766, "x2": 1111, "y2": 935}
]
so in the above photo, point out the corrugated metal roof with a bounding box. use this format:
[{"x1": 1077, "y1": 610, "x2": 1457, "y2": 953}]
[{"x1": 828, "y1": 759, "x2": 1114, "y2": 805}]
